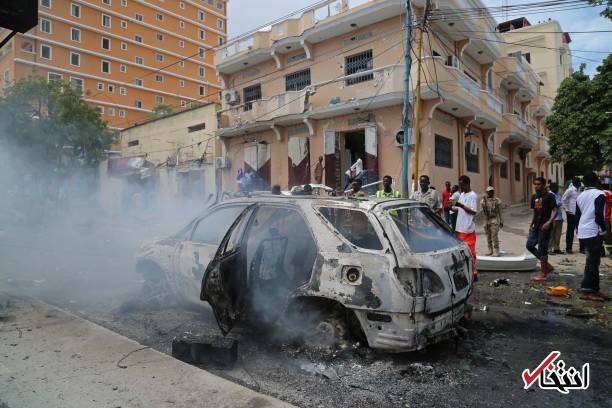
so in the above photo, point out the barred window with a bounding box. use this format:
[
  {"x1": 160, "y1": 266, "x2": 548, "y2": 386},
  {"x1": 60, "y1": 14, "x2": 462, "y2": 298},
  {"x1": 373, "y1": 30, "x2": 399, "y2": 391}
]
[
  {"x1": 345, "y1": 50, "x2": 373, "y2": 86},
  {"x1": 500, "y1": 162, "x2": 508, "y2": 179},
  {"x1": 243, "y1": 84, "x2": 261, "y2": 112},
  {"x1": 465, "y1": 142, "x2": 479, "y2": 173},
  {"x1": 435, "y1": 135, "x2": 452, "y2": 168},
  {"x1": 285, "y1": 69, "x2": 311, "y2": 92}
]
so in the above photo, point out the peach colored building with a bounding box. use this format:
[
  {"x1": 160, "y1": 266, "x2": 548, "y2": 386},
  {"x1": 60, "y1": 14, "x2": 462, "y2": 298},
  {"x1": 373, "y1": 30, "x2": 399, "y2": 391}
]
[
  {"x1": 0, "y1": 0, "x2": 226, "y2": 130},
  {"x1": 214, "y1": 0, "x2": 565, "y2": 203}
]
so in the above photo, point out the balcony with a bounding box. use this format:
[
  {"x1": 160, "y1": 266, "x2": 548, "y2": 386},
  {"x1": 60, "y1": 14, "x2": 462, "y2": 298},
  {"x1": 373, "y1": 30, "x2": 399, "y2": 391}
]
[
  {"x1": 218, "y1": 64, "x2": 404, "y2": 137},
  {"x1": 536, "y1": 136, "x2": 550, "y2": 158},
  {"x1": 499, "y1": 113, "x2": 537, "y2": 148},
  {"x1": 476, "y1": 90, "x2": 503, "y2": 129},
  {"x1": 215, "y1": 0, "x2": 404, "y2": 74},
  {"x1": 531, "y1": 94, "x2": 552, "y2": 117},
  {"x1": 495, "y1": 56, "x2": 537, "y2": 101}
]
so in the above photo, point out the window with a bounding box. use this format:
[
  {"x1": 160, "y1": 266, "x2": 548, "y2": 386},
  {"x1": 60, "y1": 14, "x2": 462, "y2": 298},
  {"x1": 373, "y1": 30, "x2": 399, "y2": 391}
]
[
  {"x1": 121, "y1": 42, "x2": 127, "y2": 50},
  {"x1": 465, "y1": 142, "x2": 479, "y2": 173},
  {"x1": 285, "y1": 69, "x2": 311, "y2": 92},
  {"x1": 101, "y1": 37, "x2": 111, "y2": 50},
  {"x1": 198, "y1": 48, "x2": 205, "y2": 58},
  {"x1": 179, "y1": 20, "x2": 185, "y2": 29},
  {"x1": 500, "y1": 162, "x2": 508, "y2": 179},
  {"x1": 102, "y1": 14, "x2": 111, "y2": 27},
  {"x1": 243, "y1": 84, "x2": 261, "y2": 111},
  {"x1": 487, "y1": 68, "x2": 493, "y2": 92},
  {"x1": 514, "y1": 162, "x2": 521, "y2": 181},
  {"x1": 119, "y1": 110, "x2": 126, "y2": 118},
  {"x1": 388, "y1": 207, "x2": 460, "y2": 253},
  {"x1": 48, "y1": 72, "x2": 62, "y2": 83},
  {"x1": 134, "y1": 35, "x2": 143, "y2": 43},
  {"x1": 318, "y1": 207, "x2": 382, "y2": 250},
  {"x1": 135, "y1": 56, "x2": 143, "y2": 65},
  {"x1": 108, "y1": 107, "x2": 115, "y2": 116},
  {"x1": 199, "y1": 30, "x2": 206, "y2": 40},
  {"x1": 121, "y1": 20, "x2": 127, "y2": 29},
  {"x1": 21, "y1": 42, "x2": 34, "y2": 52},
  {"x1": 71, "y1": 3, "x2": 80, "y2": 18},
  {"x1": 97, "y1": 82, "x2": 104, "y2": 91},
  {"x1": 435, "y1": 135, "x2": 453, "y2": 168},
  {"x1": 69, "y1": 77, "x2": 83, "y2": 92},
  {"x1": 216, "y1": 1, "x2": 224, "y2": 10},
  {"x1": 2, "y1": 69, "x2": 9, "y2": 85},
  {"x1": 192, "y1": 206, "x2": 247, "y2": 245},
  {"x1": 156, "y1": 13, "x2": 163, "y2": 21},
  {"x1": 119, "y1": 86, "x2": 126, "y2": 95},
  {"x1": 217, "y1": 19, "x2": 224, "y2": 29},
  {"x1": 71, "y1": 52, "x2": 81, "y2": 65},
  {"x1": 179, "y1": 2, "x2": 185, "y2": 9},
  {"x1": 121, "y1": 0, "x2": 127, "y2": 6},
  {"x1": 199, "y1": 86, "x2": 205, "y2": 96},
  {"x1": 101, "y1": 60, "x2": 110, "y2": 73},
  {"x1": 127, "y1": 140, "x2": 139, "y2": 147},
  {"x1": 178, "y1": 60, "x2": 185, "y2": 67},
  {"x1": 178, "y1": 40, "x2": 184, "y2": 47},
  {"x1": 135, "y1": 14, "x2": 143, "y2": 22},
  {"x1": 135, "y1": 78, "x2": 143, "y2": 86},
  {"x1": 155, "y1": 95, "x2": 163, "y2": 104},
  {"x1": 180, "y1": 100, "x2": 186, "y2": 107},
  {"x1": 198, "y1": 66, "x2": 205, "y2": 77},
  {"x1": 41, "y1": 44, "x2": 52, "y2": 59},
  {"x1": 40, "y1": 0, "x2": 51, "y2": 8},
  {"x1": 188, "y1": 123, "x2": 206, "y2": 132},
  {"x1": 97, "y1": 106, "x2": 104, "y2": 114},
  {"x1": 345, "y1": 49, "x2": 373, "y2": 85},
  {"x1": 156, "y1": 33, "x2": 164, "y2": 41},
  {"x1": 134, "y1": 100, "x2": 142, "y2": 108},
  {"x1": 102, "y1": 0, "x2": 111, "y2": 4},
  {"x1": 40, "y1": 19, "x2": 52, "y2": 34},
  {"x1": 179, "y1": 79, "x2": 185, "y2": 87},
  {"x1": 155, "y1": 74, "x2": 163, "y2": 82},
  {"x1": 524, "y1": 52, "x2": 531, "y2": 64},
  {"x1": 108, "y1": 84, "x2": 114, "y2": 92},
  {"x1": 120, "y1": 64, "x2": 126, "y2": 72},
  {"x1": 198, "y1": 11, "x2": 205, "y2": 20},
  {"x1": 218, "y1": 36, "x2": 224, "y2": 46},
  {"x1": 155, "y1": 54, "x2": 164, "y2": 62},
  {"x1": 70, "y1": 27, "x2": 80, "y2": 42}
]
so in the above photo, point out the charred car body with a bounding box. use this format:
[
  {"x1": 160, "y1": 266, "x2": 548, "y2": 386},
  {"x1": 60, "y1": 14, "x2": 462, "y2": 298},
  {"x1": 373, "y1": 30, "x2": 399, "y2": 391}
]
[{"x1": 136, "y1": 195, "x2": 474, "y2": 352}]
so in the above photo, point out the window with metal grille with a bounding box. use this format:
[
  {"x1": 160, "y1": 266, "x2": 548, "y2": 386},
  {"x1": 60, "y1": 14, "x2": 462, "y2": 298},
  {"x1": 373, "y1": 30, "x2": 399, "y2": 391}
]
[
  {"x1": 127, "y1": 140, "x2": 139, "y2": 147},
  {"x1": 243, "y1": 84, "x2": 261, "y2": 111},
  {"x1": 500, "y1": 162, "x2": 508, "y2": 179},
  {"x1": 435, "y1": 135, "x2": 453, "y2": 168},
  {"x1": 285, "y1": 69, "x2": 310, "y2": 92},
  {"x1": 515, "y1": 162, "x2": 521, "y2": 181},
  {"x1": 465, "y1": 142, "x2": 479, "y2": 173},
  {"x1": 345, "y1": 50, "x2": 373, "y2": 86}
]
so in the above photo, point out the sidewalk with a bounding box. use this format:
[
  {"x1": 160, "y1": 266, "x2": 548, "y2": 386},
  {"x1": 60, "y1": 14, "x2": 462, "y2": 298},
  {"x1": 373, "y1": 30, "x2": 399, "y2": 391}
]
[{"x1": 0, "y1": 295, "x2": 293, "y2": 408}]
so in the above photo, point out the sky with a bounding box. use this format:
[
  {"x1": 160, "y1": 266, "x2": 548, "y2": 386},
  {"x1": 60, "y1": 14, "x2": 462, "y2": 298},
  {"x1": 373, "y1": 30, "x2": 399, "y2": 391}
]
[{"x1": 227, "y1": 0, "x2": 612, "y2": 76}]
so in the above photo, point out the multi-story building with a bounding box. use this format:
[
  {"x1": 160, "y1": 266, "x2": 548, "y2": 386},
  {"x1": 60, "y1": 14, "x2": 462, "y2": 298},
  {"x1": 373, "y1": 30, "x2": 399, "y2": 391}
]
[
  {"x1": 0, "y1": 0, "x2": 226, "y2": 130},
  {"x1": 498, "y1": 17, "x2": 573, "y2": 186},
  {"x1": 214, "y1": 0, "x2": 567, "y2": 204}
]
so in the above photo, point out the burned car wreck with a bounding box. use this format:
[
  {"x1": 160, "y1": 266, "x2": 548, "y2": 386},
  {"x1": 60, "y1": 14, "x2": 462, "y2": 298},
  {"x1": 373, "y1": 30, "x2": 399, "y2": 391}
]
[{"x1": 136, "y1": 195, "x2": 474, "y2": 352}]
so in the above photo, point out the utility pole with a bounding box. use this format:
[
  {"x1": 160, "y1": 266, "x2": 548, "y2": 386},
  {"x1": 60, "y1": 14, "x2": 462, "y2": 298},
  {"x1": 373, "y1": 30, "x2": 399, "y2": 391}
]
[
  {"x1": 412, "y1": 0, "x2": 429, "y2": 189},
  {"x1": 401, "y1": 1, "x2": 412, "y2": 197}
]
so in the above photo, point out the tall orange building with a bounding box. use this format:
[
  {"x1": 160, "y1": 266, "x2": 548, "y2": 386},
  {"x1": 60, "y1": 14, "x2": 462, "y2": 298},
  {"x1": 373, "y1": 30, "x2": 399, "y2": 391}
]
[{"x1": 0, "y1": 0, "x2": 226, "y2": 130}]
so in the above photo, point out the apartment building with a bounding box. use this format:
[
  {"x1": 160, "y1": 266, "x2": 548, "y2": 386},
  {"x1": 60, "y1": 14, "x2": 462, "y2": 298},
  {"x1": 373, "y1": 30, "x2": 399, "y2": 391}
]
[
  {"x1": 214, "y1": 0, "x2": 565, "y2": 204},
  {"x1": 0, "y1": 0, "x2": 226, "y2": 130},
  {"x1": 498, "y1": 17, "x2": 573, "y2": 186}
]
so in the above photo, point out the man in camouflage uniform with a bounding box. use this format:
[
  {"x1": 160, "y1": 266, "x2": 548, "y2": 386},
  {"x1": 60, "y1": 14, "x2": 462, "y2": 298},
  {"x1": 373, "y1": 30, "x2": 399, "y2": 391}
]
[
  {"x1": 410, "y1": 175, "x2": 442, "y2": 216},
  {"x1": 481, "y1": 186, "x2": 504, "y2": 256}
]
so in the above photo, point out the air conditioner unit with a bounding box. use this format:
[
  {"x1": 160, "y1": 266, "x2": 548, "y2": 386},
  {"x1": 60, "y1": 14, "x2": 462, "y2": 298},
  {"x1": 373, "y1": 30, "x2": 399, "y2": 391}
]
[
  {"x1": 395, "y1": 129, "x2": 415, "y2": 148},
  {"x1": 223, "y1": 89, "x2": 240, "y2": 105},
  {"x1": 215, "y1": 156, "x2": 231, "y2": 169},
  {"x1": 468, "y1": 141, "x2": 479, "y2": 156}
]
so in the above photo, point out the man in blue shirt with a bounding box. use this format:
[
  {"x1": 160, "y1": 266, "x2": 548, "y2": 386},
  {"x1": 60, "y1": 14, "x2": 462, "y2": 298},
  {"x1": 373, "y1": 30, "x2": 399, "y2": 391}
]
[{"x1": 548, "y1": 182, "x2": 564, "y2": 254}]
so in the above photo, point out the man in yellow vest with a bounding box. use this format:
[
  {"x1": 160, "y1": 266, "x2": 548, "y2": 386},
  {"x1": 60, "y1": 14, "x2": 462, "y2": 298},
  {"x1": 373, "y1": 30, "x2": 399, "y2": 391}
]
[{"x1": 376, "y1": 175, "x2": 401, "y2": 198}]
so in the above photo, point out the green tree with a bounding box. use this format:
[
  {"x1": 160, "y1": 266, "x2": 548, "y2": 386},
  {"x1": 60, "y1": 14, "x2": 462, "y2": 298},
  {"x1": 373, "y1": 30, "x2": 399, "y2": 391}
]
[
  {"x1": 546, "y1": 56, "x2": 612, "y2": 174},
  {"x1": 0, "y1": 76, "x2": 114, "y2": 172},
  {"x1": 588, "y1": 0, "x2": 612, "y2": 20},
  {"x1": 151, "y1": 103, "x2": 174, "y2": 119}
]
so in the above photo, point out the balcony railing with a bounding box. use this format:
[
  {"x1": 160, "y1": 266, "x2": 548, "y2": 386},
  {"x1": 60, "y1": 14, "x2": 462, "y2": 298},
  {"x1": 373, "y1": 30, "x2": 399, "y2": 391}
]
[{"x1": 481, "y1": 90, "x2": 503, "y2": 115}]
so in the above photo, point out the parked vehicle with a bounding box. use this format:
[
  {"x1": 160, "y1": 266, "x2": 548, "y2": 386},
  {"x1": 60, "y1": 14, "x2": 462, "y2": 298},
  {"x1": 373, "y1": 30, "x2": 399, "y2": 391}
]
[{"x1": 136, "y1": 194, "x2": 474, "y2": 351}]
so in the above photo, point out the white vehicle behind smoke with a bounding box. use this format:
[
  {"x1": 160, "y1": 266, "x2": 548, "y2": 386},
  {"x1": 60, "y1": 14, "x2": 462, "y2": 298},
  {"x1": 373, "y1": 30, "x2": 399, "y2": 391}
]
[{"x1": 136, "y1": 194, "x2": 474, "y2": 351}]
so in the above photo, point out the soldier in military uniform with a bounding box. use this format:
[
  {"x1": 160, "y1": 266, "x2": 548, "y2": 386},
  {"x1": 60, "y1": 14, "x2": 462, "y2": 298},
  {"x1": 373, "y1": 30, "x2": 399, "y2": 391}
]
[{"x1": 481, "y1": 186, "x2": 504, "y2": 256}]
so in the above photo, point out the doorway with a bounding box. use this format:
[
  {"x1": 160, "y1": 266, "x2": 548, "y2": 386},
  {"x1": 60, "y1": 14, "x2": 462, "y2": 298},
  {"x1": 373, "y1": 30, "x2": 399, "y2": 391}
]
[{"x1": 340, "y1": 130, "x2": 366, "y2": 188}]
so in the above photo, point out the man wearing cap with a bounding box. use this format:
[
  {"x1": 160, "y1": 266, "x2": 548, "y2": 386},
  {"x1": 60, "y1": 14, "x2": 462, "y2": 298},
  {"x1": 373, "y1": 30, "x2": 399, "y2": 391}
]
[{"x1": 481, "y1": 186, "x2": 503, "y2": 257}]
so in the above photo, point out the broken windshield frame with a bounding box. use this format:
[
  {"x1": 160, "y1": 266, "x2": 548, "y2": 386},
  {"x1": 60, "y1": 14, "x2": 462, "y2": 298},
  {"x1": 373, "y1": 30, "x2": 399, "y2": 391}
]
[{"x1": 384, "y1": 205, "x2": 461, "y2": 253}]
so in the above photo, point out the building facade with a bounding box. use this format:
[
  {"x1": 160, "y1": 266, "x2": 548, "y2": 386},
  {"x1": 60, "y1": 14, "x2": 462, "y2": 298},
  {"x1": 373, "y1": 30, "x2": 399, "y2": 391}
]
[
  {"x1": 0, "y1": 0, "x2": 226, "y2": 130},
  {"x1": 213, "y1": 0, "x2": 566, "y2": 203}
]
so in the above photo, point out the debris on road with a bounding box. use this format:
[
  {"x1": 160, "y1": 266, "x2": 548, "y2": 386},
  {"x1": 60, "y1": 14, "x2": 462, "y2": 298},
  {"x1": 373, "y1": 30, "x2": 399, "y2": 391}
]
[
  {"x1": 546, "y1": 286, "x2": 571, "y2": 297},
  {"x1": 566, "y1": 307, "x2": 597, "y2": 318},
  {"x1": 490, "y1": 278, "x2": 510, "y2": 287},
  {"x1": 171, "y1": 333, "x2": 238, "y2": 367}
]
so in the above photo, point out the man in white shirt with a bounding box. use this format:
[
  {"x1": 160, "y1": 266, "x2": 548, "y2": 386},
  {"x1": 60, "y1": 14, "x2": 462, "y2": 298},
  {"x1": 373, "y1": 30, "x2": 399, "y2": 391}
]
[
  {"x1": 561, "y1": 176, "x2": 581, "y2": 253},
  {"x1": 576, "y1": 172, "x2": 607, "y2": 301},
  {"x1": 344, "y1": 154, "x2": 364, "y2": 190},
  {"x1": 452, "y1": 175, "x2": 478, "y2": 280}
]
